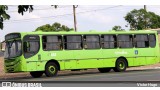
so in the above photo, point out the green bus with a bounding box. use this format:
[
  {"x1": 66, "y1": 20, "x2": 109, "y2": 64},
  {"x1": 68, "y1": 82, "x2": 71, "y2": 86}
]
[{"x1": 2, "y1": 30, "x2": 160, "y2": 78}]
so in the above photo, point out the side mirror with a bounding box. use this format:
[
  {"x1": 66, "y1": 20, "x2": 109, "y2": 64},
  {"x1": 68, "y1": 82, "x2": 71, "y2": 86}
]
[
  {"x1": 0, "y1": 42, "x2": 2, "y2": 51},
  {"x1": 0, "y1": 42, "x2": 5, "y2": 52}
]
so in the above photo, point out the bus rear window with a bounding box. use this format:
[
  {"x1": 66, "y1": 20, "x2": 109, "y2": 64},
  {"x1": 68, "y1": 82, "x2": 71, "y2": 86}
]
[{"x1": 149, "y1": 34, "x2": 156, "y2": 47}]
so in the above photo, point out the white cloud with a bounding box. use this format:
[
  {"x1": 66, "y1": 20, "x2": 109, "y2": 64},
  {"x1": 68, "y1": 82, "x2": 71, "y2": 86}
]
[
  {"x1": 28, "y1": 13, "x2": 40, "y2": 18},
  {"x1": 58, "y1": 19, "x2": 73, "y2": 28},
  {"x1": 147, "y1": 6, "x2": 160, "y2": 15},
  {"x1": 8, "y1": 12, "x2": 43, "y2": 23},
  {"x1": 3, "y1": 5, "x2": 160, "y2": 41},
  {"x1": 79, "y1": 12, "x2": 115, "y2": 25}
]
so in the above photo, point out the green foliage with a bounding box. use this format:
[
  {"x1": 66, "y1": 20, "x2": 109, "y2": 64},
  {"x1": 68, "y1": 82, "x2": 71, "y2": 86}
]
[
  {"x1": 0, "y1": 5, "x2": 34, "y2": 30},
  {"x1": 112, "y1": 25, "x2": 124, "y2": 31},
  {"x1": 18, "y1": 5, "x2": 34, "y2": 15},
  {"x1": 0, "y1": 5, "x2": 10, "y2": 29},
  {"x1": 124, "y1": 9, "x2": 160, "y2": 30},
  {"x1": 0, "y1": 5, "x2": 58, "y2": 30},
  {"x1": 35, "y1": 22, "x2": 74, "y2": 32}
]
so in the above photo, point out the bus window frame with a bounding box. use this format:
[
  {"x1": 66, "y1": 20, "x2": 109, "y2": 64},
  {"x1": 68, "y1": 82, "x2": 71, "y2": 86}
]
[
  {"x1": 63, "y1": 35, "x2": 83, "y2": 50},
  {"x1": 133, "y1": 34, "x2": 149, "y2": 48},
  {"x1": 42, "y1": 35, "x2": 63, "y2": 51},
  {"x1": 149, "y1": 34, "x2": 156, "y2": 48},
  {"x1": 23, "y1": 35, "x2": 40, "y2": 59},
  {"x1": 101, "y1": 34, "x2": 117, "y2": 49},
  {"x1": 83, "y1": 34, "x2": 101, "y2": 49},
  {"x1": 117, "y1": 34, "x2": 134, "y2": 48}
]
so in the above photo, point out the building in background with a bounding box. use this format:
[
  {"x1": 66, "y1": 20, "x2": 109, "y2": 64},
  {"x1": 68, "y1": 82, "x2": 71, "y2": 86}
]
[{"x1": 0, "y1": 41, "x2": 5, "y2": 51}]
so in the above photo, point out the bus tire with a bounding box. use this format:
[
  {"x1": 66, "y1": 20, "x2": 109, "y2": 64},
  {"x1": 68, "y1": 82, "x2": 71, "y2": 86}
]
[
  {"x1": 30, "y1": 71, "x2": 43, "y2": 78},
  {"x1": 45, "y1": 62, "x2": 58, "y2": 77},
  {"x1": 98, "y1": 68, "x2": 111, "y2": 73},
  {"x1": 113, "y1": 58, "x2": 127, "y2": 72}
]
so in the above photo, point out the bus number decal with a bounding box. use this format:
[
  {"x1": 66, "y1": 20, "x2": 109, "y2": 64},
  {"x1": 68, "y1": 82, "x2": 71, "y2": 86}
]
[{"x1": 51, "y1": 53, "x2": 57, "y2": 57}]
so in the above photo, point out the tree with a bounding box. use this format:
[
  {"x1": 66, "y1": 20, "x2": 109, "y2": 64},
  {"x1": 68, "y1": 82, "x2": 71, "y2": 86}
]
[
  {"x1": 0, "y1": 5, "x2": 10, "y2": 29},
  {"x1": 124, "y1": 9, "x2": 160, "y2": 30},
  {"x1": 112, "y1": 25, "x2": 124, "y2": 31},
  {"x1": 0, "y1": 5, "x2": 57, "y2": 30},
  {"x1": 35, "y1": 22, "x2": 74, "y2": 32}
]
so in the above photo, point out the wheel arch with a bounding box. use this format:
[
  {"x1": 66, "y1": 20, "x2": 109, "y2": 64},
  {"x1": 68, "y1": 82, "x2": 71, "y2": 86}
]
[
  {"x1": 116, "y1": 56, "x2": 128, "y2": 67},
  {"x1": 45, "y1": 59, "x2": 60, "y2": 70}
]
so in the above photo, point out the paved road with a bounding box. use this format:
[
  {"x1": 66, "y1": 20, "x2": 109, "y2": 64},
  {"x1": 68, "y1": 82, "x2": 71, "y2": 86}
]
[
  {"x1": 1, "y1": 69, "x2": 160, "y2": 87},
  {"x1": 21, "y1": 69, "x2": 160, "y2": 81}
]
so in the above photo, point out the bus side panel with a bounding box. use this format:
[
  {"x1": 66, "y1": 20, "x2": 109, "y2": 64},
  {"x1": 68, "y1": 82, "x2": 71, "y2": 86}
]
[
  {"x1": 24, "y1": 53, "x2": 39, "y2": 71},
  {"x1": 36, "y1": 61, "x2": 46, "y2": 71},
  {"x1": 126, "y1": 57, "x2": 134, "y2": 67},
  {"x1": 102, "y1": 49, "x2": 118, "y2": 68},
  {"x1": 40, "y1": 50, "x2": 74, "y2": 70},
  {"x1": 102, "y1": 58, "x2": 116, "y2": 68},
  {"x1": 76, "y1": 59, "x2": 104, "y2": 69},
  {"x1": 135, "y1": 57, "x2": 146, "y2": 66},
  {"x1": 74, "y1": 50, "x2": 104, "y2": 69},
  {"x1": 26, "y1": 62, "x2": 37, "y2": 71},
  {"x1": 103, "y1": 49, "x2": 135, "y2": 67},
  {"x1": 36, "y1": 60, "x2": 65, "y2": 71},
  {"x1": 146, "y1": 57, "x2": 157, "y2": 65},
  {"x1": 64, "y1": 60, "x2": 77, "y2": 69},
  {"x1": 145, "y1": 48, "x2": 157, "y2": 65}
]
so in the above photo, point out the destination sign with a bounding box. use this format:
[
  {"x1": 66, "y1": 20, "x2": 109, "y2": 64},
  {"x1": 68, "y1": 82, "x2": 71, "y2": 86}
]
[
  {"x1": 23, "y1": 35, "x2": 40, "y2": 41},
  {"x1": 5, "y1": 33, "x2": 21, "y2": 40}
]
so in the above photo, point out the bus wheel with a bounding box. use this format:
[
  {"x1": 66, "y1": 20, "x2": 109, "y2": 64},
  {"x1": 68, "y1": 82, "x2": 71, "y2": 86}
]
[
  {"x1": 113, "y1": 58, "x2": 127, "y2": 72},
  {"x1": 98, "y1": 68, "x2": 111, "y2": 73},
  {"x1": 45, "y1": 62, "x2": 58, "y2": 77},
  {"x1": 30, "y1": 71, "x2": 43, "y2": 78}
]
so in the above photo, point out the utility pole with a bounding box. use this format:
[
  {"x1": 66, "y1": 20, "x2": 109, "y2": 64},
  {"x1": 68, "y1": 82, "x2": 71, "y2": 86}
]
[
  {"x1": 73, "y1": 5, "x2": 78, "y2": 32},
  {"x1": 144, "y1": 5, "x2": 147, "y2": 29},
  {"x1": 144, "y1": 5, "x2": 147, "y2": 11}
]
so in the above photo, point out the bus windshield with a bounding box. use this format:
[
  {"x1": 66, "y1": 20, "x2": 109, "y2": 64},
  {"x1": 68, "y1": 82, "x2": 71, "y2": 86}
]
[{"x1": 4, "y1": 40, "x2": 22, "y2": 59}]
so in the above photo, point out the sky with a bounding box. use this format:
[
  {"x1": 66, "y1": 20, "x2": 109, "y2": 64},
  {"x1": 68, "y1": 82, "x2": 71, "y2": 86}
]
[{"x1": 1, "y1": 5, "x2": 160, "y2": 41}]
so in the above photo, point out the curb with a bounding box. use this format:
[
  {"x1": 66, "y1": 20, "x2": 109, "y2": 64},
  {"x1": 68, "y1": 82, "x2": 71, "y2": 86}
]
[{"x1": 154, "y1": 67, "x2": 160, "y2": 69}]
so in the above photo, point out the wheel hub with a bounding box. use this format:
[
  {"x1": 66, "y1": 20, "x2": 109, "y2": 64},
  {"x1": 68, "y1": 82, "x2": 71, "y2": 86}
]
[
  {"x1": 119, "y1": 62, "x2": 124, "y2": 69},
  {"x1": 49, "y1": 66, "x2": 55, "y2": 74}
]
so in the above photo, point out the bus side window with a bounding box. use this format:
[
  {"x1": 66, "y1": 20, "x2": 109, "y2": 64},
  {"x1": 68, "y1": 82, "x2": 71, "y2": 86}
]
[
  {"x1": 134, "y1": 34, "x2": 149, "y2": 48},
  {"x1": 102, "y1": 35, "x2": 117, "y2": 48},
  {"x1": 64, "y1": 35, "x2": 82, "y2": 50},
  {"x1": 42, "y1": 35, "x2": 63, "y2": 50},
  {"x1": 117, "y1": 35, "x2": 133, "y2": 48},
  {"x1": 83, "y1": 35, "x2": 100, "y2": 49},
  {"x1": 149, "y1": 34, "x2": 156, "y2": 47}
]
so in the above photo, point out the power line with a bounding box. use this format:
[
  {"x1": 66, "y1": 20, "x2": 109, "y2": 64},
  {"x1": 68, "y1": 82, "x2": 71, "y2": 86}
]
[
  {"x1": 4, "y1": 5, "x2": 123, "y2": 23},
  {"x1": 7, "y1": 6, "x2": 72, "y2": 13}
]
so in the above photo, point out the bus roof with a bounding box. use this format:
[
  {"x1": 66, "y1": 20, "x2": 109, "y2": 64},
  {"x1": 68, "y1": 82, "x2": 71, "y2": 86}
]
[{"x1": 7, "y1": 30, "x2": 158, "y2": 36}]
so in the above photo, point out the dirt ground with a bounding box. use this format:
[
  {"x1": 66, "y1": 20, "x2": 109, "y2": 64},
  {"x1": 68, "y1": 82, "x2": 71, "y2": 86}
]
[
  {"x1": 0, "y1": 57, "x2": 160, "y2": 79},
  {"x1": 0, "y1": 57, "x2": 30, "y2": 79}
]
